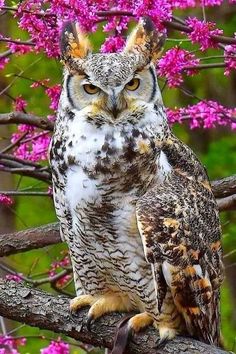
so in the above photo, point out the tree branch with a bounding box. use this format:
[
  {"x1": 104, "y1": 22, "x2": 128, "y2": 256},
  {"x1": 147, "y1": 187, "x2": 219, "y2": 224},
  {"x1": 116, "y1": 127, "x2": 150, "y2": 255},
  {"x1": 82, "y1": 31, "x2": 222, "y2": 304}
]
[
  {"x1": 0, "y1": 154, "x2": 51, "y2": 183},
  {"x1": 0, "y1": 176, "x2": 236, "y2": 257},
  {"x1": 211, "y1": 175, "x2": 236, "y2": 198},
  {"x1": 0, "y1": 280, "x2": 229, "y2": 354},
  {"x1": 216, "y1": 194, "x2": 236, "y2": 212},
  {"x1": 0, "y1": 112, "x2": 54, "y2": 131},
  {"x1": 0, "y1": 223, "x2": 61, "y2": 257}
]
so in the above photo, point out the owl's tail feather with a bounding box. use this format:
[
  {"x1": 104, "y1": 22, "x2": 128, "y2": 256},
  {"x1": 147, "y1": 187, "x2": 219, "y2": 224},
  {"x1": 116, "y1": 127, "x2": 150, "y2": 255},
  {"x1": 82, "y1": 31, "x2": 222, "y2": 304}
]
[
  {"x1": 110, "y1": 314, "x2": 133, "y2": 354},
  {"x1": 182, "y1": 289, "x2": 221, "y2": 347}
]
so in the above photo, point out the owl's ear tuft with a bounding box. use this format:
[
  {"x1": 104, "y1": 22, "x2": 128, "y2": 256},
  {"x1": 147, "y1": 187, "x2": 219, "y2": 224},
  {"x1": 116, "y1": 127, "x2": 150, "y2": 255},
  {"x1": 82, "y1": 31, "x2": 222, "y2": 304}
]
[
  {"x1": 60, "y1": 22, "x2": 92, "y2": 62},
  {"x1": 124, "y1": 17, "x2": 166, "y2": 63}
]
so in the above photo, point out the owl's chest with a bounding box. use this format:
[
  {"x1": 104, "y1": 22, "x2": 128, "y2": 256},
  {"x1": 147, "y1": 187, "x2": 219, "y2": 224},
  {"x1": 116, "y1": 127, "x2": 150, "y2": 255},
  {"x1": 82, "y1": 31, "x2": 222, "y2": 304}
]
[{"x1": 52, "y1": 114, "x2": 160, "y2": 188}]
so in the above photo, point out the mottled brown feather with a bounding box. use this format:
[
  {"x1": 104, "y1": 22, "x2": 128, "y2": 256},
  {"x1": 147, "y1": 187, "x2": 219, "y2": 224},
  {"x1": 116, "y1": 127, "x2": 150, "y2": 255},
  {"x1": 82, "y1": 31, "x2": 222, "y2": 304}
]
[{"x1": 136, "y1": 166, "x2": 224, "y2": 345}]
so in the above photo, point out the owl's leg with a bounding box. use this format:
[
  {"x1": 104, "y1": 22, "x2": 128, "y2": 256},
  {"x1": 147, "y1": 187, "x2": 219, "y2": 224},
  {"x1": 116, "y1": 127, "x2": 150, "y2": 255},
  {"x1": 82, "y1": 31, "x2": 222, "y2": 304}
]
[
  {"x1": 87, "y1": 294, "x2": 133, "y2": 329},
  {"x1": 70, "y1": 294, "x2": 94, "y2": 312},
  {"x1": 128, "y1": 312, "x2": 153, "y2": 332}
]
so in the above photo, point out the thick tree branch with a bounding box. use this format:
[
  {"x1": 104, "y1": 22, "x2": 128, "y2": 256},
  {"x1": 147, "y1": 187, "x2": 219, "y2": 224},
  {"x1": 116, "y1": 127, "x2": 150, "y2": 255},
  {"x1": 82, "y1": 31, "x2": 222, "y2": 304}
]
[
  {"x1": 216, "y1": 194, "x2": 236, "y2": 212},
  {"x1": 0, "y1": 280, "x2": 229, "y2": 354},
  {"x1": 211, "y1": 175, "x2": 236, "y2": 198},
  {"x1": 0, "y1": 223, "x2": 61, "y2": 257},
  {"x1": 0, "y1": 176, "x2": 236, "y2": 257},
  {"x1": 0, "y1": 112, "x2": 54, "y2": 131}
]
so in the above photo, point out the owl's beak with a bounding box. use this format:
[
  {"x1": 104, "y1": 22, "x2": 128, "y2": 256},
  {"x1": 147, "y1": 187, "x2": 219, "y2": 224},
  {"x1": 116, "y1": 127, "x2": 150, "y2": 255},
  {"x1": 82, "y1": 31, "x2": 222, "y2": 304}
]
[
  {"x1": 107, "y1": 90, "x2": 126, "y2": 118},
  {"x1": 110, "y1": 91, "x2": 118, "y2": 118}
]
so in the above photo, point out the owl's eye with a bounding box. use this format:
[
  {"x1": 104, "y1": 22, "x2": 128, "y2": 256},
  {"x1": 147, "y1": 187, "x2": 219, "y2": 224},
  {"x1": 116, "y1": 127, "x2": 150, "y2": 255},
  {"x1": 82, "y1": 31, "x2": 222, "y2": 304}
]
[
  {"x1": 126, "y1": 78, "x2": 140, "y2": 91},
  {"x1": 83, "y1": 84, "x2": 100, "y2": 94}
]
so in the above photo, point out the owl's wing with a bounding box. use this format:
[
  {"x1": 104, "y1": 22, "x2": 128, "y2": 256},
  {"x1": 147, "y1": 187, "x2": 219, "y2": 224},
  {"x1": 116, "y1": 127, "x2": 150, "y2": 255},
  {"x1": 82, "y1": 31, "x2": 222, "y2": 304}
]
[{"x1": 136, "y1": 170, "x2": 224, "y2": 345}]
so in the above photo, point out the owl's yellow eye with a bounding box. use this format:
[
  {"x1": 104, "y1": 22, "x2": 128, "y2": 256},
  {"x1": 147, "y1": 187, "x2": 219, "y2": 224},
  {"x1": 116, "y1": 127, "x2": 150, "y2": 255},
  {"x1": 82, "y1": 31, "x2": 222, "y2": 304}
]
[
  {"x1": 83, "y1": 84, "x2": 100, "y2": 94},
  {"x1": 126, "y1": 78, "x2": 140, "y2": 91}
]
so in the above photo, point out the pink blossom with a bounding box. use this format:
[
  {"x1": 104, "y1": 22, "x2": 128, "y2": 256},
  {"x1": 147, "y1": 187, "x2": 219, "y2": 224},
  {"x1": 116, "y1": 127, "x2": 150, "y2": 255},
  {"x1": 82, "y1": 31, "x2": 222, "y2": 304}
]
[
  {"x1": 186, "y1": 17, "x2": 223, "y2": 51},
  {"x1": 0, "y1": 335, "x2": 26, "y2": 354},
  {"x1": 0, "y1": 194, "x2": 14, "y2": 206},
  {"x1": 31, "y1": 79, "x2": 50, "y2": 88},
  {"x1": 103, "y1": 16, "x2": 129, "y2": 34},
  {"x1": 200, "y1": 0, "x2": 223, "y2": 5},
  {"x1": 0, "y1": 57, "x2": 9, "y2": 70},
  {"x1": 48, "y1": 253, "x2": 72, "y2": 287},
  {"x1": 47, "y1": 186, "x2": 53, "y2": 195},
  {"x1": 171, "y1": 0, "x2": 196, "y2": 8},
  {"x1": 0, "y1": 1, "x2": 5, "y2": 7},
  {"x1": 46, "y1": 85, "x2": 61, "y2": 111},
  {"x1": 8, "y1": 42, "x2": 32, "y2": 55},
  {"x1": 5, "y1": 274, "x2": 23, "y2": 282},
  {"x1": 13, "y1": 96, "x2": 27, "y2": 111},
  {"x1": 224, "y1": 44, "x2": 236, "y2": 75},
  {"x1": 134, "y1": 0, "x2": 172, "y2": 30},
  {"x1": 17, "y1": 124, "x2": 34, "y2": 133},
  {"x1": 40, "y1": 339, "x2": 69, "y2": 354},
  {"x1": 101, "y1": 35, "x2": 125, "y2": 53},
  {"x1": 158, "y1": 47, "x2": 199, "y2": 87},
  {"x1": 167, "y1": 100, "x2": 235, "y2": 129},
  {"x1": 11, "y1": 130, "x2": 51, "y2": 162}
]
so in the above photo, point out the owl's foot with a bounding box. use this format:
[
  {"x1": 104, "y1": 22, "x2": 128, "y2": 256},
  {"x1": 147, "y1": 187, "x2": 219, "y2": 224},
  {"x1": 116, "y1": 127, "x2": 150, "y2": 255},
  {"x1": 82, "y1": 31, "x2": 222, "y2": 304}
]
[
  {"x1": 87, "y1": 294, "x2": 132, "y2": 330},
  {"x1": 70, "y1": 294, "x2": 94, "y2": 312},
  {"x1": 128, "y1": 312, "x2": 153, "y2": 332},
  {"x1": 155, "y1": 326, "x2": 177, "y2": 348},
  {"x1": 110, "y1": 312, "x2": 153, "y2": 354}
]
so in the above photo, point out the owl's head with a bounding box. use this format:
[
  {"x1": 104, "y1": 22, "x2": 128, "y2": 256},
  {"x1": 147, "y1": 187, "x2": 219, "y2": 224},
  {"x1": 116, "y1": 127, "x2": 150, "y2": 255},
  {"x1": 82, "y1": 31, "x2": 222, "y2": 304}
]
[{"x1": 60, "y1": 17, "x2": 165, "y2": 120}]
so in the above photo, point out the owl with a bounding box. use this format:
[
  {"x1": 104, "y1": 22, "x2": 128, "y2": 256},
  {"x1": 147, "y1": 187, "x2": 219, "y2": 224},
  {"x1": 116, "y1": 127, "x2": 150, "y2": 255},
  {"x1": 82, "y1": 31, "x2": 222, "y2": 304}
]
[{"x1": 50, "y1": 17, "x2": 224, "y2": 353}]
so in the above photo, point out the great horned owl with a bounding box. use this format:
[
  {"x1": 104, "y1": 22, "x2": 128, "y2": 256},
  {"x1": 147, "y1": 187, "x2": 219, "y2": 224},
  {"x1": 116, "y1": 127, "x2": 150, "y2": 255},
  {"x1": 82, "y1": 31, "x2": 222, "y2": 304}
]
[{"x1": 50, "y1": 17, "x2": 224, "y2": 352}]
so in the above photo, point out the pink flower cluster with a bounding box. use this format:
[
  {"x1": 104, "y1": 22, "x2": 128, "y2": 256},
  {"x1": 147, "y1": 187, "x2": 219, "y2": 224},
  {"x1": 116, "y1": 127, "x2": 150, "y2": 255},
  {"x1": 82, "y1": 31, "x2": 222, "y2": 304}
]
[
  {"x1": 0, "y1": 57, "x2": 9, "y2": 70},
  {"x1": 13, "y1": 96, "x2": 27, "y2": 111},
  {"x1": 0, "y1": 335, "x2": 26, "y2": 354},
  {"x1": 101, "y1": 35, "x2": 126, "y2": 53},
  {"x1": 171, "y1": 0, "x2": 223, "y2": 6},
  {"x1": 186, "y1": 17, "x2": 223, "y2": 51},
  {"x1": 45, "y1": 85, "x2": 62, "y2": 111},
  {"x1": 48, "y1": 252, "x2": 72, "y2": 287},
  {"x1": 5, "y1": 273, "x2": 23, "y2": 282},
  {"x1": 0, "y1": 194, "x2": 14, "y2": 206},
  {"x1": 224, "y1": 44, "x2": 236, "y2": 76},
  {"x1": 11, "y1": 128, "x2": 51, "y2": 162},
  {"x1": 167, "y1": 100, "x2": 236, "y2": 129},
  {"x1": 40, "y1": 339, "x2": 69, "y2": 354},
  {"x1": 8, "y1": 42, "x2": 33, "y2": 55},
  {"x1": 158, "y1": 47, "x2": 199, "y2": 87}
]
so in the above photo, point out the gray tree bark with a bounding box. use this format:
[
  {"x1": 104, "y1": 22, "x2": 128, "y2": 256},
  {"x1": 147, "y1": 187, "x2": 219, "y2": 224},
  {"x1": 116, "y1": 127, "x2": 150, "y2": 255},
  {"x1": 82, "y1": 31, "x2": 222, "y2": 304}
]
[{"x1": 0, "y1": 280, "x2": 230, "y2": 354}]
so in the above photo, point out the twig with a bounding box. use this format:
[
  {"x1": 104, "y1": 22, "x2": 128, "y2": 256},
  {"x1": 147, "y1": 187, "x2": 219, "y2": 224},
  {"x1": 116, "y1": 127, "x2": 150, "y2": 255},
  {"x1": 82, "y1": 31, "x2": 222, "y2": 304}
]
[
  {"x1": 96, "y1": 11, "x2": 236, "y2": 45},
  {"x1": 0, "y1": 112, "x2": 54, "y2": 131},
  {"x1": 0, "y1": 191, "x2": 50, "y2": 197},
  {"x1": 0, "y1": 38, "x2": 34, "y2": 46},
  {"x1": 184, "y1": 63, "x2": 226, "y2": 70}
]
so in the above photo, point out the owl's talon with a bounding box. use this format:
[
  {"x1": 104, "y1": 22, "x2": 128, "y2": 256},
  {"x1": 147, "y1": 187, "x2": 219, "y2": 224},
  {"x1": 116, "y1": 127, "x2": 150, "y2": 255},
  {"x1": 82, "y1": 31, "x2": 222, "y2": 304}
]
[
  {"x1": 154, "y1": 336, "x2": 168, "y2": 349},
  {"x1": 86, "y1": 313, "x2": 94, "y2": 331},
  {"x1": 70, "y1": 294, "x2": 94, "y2": 312},
  {"x1": 154, "y1": 327, "x2": 177, "y2": 348}
]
